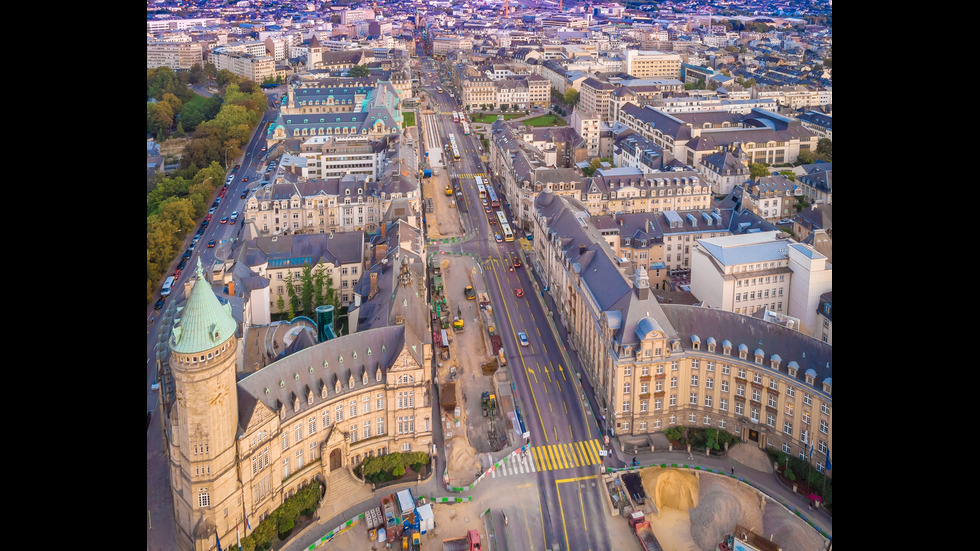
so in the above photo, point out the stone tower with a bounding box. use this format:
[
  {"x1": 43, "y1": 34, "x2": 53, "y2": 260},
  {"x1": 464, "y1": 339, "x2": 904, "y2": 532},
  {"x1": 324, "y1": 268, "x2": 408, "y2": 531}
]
[{"x1": 168, "y1": 258, "x2": 242, "y2": 551}]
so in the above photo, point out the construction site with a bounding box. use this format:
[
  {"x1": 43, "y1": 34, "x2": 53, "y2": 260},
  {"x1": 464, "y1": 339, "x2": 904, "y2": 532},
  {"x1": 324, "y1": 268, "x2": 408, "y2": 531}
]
[{"x1": 428, "y1": 252, "x2": 524, "y2": 488}]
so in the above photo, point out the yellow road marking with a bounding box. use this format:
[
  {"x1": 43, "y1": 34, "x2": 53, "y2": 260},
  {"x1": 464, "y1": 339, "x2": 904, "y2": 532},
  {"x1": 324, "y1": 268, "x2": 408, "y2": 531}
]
[{"x1": 555, "y1": 482, "x2": 570, "y2": 551}]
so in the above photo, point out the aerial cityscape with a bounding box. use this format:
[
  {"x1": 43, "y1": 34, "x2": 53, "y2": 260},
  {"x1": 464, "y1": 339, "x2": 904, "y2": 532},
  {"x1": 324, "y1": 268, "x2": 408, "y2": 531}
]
[{"x1": 145, "y1": 1, "x2": 832, "y2": 550}]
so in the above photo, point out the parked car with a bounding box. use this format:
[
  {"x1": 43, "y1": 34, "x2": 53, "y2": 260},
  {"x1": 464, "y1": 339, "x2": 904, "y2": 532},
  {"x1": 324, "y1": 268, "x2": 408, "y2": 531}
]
[
  {"x1": 155, "y1": 298, "x2": 165, "y2": 310},
  {"x1": 172, "y1": 269, "x2": 181, "y2": 280}
]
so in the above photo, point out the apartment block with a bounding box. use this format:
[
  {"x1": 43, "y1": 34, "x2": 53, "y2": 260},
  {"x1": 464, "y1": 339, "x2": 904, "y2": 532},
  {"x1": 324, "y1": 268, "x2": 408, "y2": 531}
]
[
  {"x1": 625, "y1": 50, "x2": 682, "y2": 79},
  {"x1": 147, "y1": 42, "x2": 203, "y2": 70}
]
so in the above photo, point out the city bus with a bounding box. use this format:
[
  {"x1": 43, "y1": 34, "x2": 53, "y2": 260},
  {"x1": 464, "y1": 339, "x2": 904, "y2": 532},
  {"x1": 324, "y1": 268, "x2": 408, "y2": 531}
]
[
  {"x1": 477, "y1": 183, "x2": 487, "y2": 199},
  {"x1": 496, "y1": 211, "x2": 514, "y2": 242},
  {"x1": 462, "y1": 119, "x2": 470, "y2": 135},
  {"x1": 449, "y1": 134, "x2": 461, "y2": 161},
  {"x1": 486, "y1": 185, "x2": 499, "y2": 208}
]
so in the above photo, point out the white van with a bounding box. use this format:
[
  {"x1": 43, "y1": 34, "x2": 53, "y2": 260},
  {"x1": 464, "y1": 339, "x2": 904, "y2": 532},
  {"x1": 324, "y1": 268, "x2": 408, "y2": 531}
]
[{"x1": 161, "y1": 276, "x2": 176, "y2": 297}]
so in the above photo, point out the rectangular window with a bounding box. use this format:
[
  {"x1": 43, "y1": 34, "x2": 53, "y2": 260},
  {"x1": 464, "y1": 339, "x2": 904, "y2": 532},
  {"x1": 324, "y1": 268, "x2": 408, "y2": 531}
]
[{"x1": 689, "y1": 393, "x2": 698, "y2": 405}]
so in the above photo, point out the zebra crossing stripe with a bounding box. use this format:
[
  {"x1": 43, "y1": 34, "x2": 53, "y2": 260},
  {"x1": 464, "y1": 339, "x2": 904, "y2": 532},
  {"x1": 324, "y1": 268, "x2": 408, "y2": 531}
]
[
  {"x1": 563, "y1": 444, "x2": 575, "y2": 469},
  {"x1": 589, "y1": 439, "x2": 601, "y2": 461},
  {"x1": 563, "y1": 444, "x2": 575, "y2": 468},
  {"x1": 533, "y1": 447, "x2": 543, "y2": 470},
  {"x1": 547, "y1": 446, "x2": 558, "y2": 471},
  {"x1": 569, "y1": 444, "x2": 581, "y2": 468},
  {"x1": 579, "y1": 441, "x2": 592, "y2": 465}
]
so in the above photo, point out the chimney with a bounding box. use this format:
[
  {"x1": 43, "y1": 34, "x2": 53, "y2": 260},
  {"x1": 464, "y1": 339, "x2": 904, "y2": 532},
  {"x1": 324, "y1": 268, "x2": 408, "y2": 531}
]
[
  {"x1": 579, "y1": 244, "x2": 586, "y2": 255},
  {"x1": 374, "y1": 242, "x2": 388, "y2": 265},
  {"x1": 369, "y1": 271, "x2": 379, "y2": 299}
]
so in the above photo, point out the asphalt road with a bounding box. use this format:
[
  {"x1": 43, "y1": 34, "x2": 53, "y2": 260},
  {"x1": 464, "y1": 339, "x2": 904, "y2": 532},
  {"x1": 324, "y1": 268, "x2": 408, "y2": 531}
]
[
  {"x1": 420, "y1": 64, "x2": 614, "y2": 551},
  {"x1": 146, "y1": 88, "x2": 281, "y2": 551}
]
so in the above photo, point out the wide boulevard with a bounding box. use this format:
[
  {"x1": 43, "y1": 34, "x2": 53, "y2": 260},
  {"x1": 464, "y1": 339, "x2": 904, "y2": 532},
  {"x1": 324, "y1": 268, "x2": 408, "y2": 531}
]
[{"x1": 418, "y1": 57, "x2": 616, "y2": 551}]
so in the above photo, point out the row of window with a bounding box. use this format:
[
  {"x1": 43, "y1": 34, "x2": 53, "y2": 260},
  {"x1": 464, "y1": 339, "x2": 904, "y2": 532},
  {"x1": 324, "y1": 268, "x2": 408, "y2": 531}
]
[{"x1": 736, "y1": 290, "x2": 783, "y2": 301}]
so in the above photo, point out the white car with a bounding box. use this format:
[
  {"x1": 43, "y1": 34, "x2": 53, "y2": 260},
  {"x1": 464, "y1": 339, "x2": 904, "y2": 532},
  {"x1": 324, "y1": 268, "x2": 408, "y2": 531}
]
[{"x1": 518, "y1": 332, "x2": 529, "y2": 347}]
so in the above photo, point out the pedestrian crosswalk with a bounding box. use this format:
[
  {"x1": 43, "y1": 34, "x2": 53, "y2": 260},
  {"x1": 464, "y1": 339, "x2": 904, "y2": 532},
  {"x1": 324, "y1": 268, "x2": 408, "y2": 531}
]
[
  {"x1": 449, "y1": 172, "x2": 488, "y2": 180},
  {"x1": 489, "y1": 438, "x2": 604, "y2": 479}
]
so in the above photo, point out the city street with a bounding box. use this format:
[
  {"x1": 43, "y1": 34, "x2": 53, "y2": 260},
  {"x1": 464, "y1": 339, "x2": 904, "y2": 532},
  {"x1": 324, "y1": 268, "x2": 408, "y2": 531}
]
[{"x1": 418, "y1": 62, "x2": 616, "y2": 550}]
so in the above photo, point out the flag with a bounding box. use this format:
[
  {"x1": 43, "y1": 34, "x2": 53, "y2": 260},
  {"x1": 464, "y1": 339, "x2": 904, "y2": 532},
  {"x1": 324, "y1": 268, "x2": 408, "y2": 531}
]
[
  {"x1": 245, "y1": 507, "x2": 251, "y2": 531},
  {"x1": 216, "y1": 533, "x2": 223, "y2": 551},
  {"x1": 809, "y1": 443, "x2": 813, "y2": 459},
  {"x1": 824, "y1": 449, "x2": 831, "y2": 471}
]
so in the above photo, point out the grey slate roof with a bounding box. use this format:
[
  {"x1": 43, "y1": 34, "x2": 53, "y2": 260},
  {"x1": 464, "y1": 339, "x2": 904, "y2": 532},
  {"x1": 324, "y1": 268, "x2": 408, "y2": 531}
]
[
  {"x1": 659, "y1": 304, "x2": 832, "y2": 394},
  {"x1": 237, "y1": 324, "x2": 405, "y2": 430}
]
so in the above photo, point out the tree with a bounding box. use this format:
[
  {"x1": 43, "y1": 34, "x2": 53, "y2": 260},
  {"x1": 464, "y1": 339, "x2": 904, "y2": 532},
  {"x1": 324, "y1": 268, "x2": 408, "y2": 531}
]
[
  {"x1": 348, "y1": 64, "x2": 370, "y2": 78},
  {"x1": 563, "y1": 88, "x2": 579, "y2": 107},
  {"x1": 285, "y1": 273, "x2": 299, "y2": 319},
  {"x1": 815, "y1": 138, "x2": 832, "y2": 161},
  {"x1": 300, "y1": 264, "x2": 315, "y2": 316},
  {"x1": 749, "y1": 162, "x2": 770, "y2": 179}
]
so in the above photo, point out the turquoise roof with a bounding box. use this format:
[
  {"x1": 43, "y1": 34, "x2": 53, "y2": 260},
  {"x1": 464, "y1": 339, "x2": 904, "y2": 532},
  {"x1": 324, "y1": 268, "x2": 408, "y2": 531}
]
[{"x1": 169, "y1": 258, "x2": 238, "y2": 354}]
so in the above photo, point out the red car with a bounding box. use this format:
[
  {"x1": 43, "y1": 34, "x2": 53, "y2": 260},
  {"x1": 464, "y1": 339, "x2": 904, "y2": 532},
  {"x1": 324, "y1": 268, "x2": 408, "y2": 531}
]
[
  {"x1": 513, "y1": 259, "x2": 522, "y2": 268},
  {"x1": 218, "y1": 189, "x2": 226, "y2": 198},
  {"x1": 243, "y1": 176, "x2": 249, "y2": 182},
  {"x1": 515, "y1": 288, "x2": 524, "y2": 298},
  {"x1": 173, "y1": 269, "x2": 182, "y2": 280}
]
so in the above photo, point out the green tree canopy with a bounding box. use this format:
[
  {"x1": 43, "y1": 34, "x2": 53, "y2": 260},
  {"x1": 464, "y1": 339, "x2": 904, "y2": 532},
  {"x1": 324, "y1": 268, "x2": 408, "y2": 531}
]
[
  {"x1": 563, "y1": 88, "x2": 579, "y2": 107},
  {"x1": 749, "y1": 162, "x2": 770, "y2": 179},
  {"x1": 348, "y1": 64, "x2": 370, "y2": 77}
]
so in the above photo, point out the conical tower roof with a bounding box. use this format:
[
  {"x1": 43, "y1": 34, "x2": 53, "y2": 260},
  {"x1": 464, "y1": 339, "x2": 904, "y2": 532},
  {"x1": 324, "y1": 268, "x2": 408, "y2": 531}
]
[{"x1": 169, "y1": 257, "x2": 238, "y2": 354}]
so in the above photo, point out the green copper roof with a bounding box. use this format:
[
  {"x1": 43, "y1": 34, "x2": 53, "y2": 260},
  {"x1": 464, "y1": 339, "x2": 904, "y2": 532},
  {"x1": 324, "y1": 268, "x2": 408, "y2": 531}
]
[{"x1": 169, "y1": 257, "x2": 238, "y2": 354}]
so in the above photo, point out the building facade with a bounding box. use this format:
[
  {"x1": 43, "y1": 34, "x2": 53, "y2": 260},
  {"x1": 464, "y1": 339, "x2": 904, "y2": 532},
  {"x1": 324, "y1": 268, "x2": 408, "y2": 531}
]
[
  {"x1": 529, "y1": 192, "x2": 832, "y2": 480},
  {"x1": 167, "y1": 260, "x2": 433, "y2": 551}
]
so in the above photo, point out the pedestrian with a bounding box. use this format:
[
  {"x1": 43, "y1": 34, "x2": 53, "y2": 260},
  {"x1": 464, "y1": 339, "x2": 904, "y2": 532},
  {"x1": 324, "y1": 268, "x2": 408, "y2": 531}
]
[{"x1": 731, "y1": 466, "x2": 735, "y2": 476}]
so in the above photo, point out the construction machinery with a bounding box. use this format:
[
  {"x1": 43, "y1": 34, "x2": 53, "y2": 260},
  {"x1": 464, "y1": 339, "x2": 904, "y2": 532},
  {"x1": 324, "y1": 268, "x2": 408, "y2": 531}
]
[{"x1": 481, "y1": 392, "x2": 497, "y2": 417}]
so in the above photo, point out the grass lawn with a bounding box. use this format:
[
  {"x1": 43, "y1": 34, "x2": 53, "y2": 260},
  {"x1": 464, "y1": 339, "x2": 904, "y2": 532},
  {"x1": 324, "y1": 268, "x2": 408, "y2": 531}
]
[
  {"x1": 470, "y1": 112, "x2": 526, "y2": 123},
  {"x1": 523, "y1": 114, "x2": 566, "y2": 127},
  {"x1": 402, "y1": 112, "x2": 416, "y2": 128}
]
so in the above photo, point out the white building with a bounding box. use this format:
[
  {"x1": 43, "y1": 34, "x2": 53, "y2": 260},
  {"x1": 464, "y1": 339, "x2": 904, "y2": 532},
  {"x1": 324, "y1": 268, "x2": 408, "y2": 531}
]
[{"x1": 690, "y1": 232, "x2": 831, "y2": 336}]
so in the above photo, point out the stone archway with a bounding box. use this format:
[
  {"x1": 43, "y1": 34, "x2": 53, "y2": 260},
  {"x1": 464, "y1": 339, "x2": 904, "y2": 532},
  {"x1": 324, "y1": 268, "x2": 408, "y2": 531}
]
[{"x1": 329, "y1": 448, "x2": 343, "y2": 472}]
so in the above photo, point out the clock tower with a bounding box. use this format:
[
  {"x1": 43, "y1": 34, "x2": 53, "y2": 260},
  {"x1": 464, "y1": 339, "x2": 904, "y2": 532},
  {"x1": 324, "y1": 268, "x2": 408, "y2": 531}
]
[{"x1": 167, "y1": 258, "x2": 242, "y2": 551}]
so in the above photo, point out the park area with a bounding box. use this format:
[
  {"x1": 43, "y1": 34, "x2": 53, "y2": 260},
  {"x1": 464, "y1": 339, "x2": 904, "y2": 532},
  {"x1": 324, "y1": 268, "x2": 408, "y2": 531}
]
[
  {"x1": 469, "y1": 112, "x2": 525, "y2": 123},
  {"x1": 523, "y1": 114, "x2": 566, "y2": 127}
]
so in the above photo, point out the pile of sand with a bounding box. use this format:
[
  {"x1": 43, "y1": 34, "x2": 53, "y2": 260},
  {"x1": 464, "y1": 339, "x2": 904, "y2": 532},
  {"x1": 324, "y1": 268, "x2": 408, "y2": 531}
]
[
  {"x1": 689, "y1": 475, "x2": 763, "y2": 550},
  {"x1": 639, "y1": 467, "x2": 825, "y2": 551}
]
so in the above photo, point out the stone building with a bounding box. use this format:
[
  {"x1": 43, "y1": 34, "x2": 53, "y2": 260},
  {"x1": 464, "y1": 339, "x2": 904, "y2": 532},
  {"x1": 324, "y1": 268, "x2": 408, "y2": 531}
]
[
  {"x1": 529, "y1": 191, "x2": 832, "y2": 479},
  {"x1": 166, "y1": 258, "x2": 432, "y2": 551}
]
